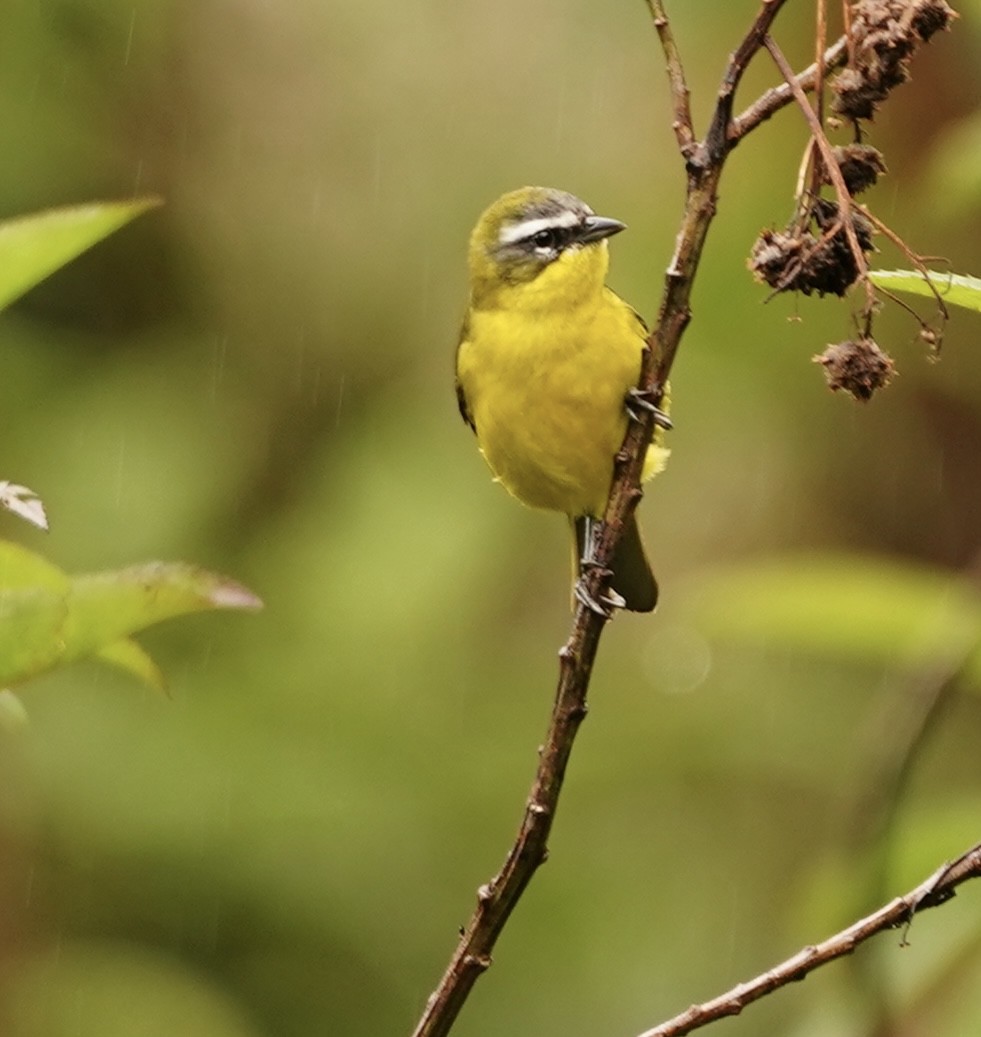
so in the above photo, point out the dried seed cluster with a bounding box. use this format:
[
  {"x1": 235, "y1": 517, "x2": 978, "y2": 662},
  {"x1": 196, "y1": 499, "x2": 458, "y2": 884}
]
[
  {"x1": 749, "y1": 199, "x2": 875, "y2": 298},
  {"x1": 828, "y1": 144, "x2": 887, "y2": 195},
  {"x1": 748, "y1": 1, "x2": 956, "y2": 401},
  {"x1": 831, "y1": 0, "x2": 957, "y2": 119},
  {"x1": 814, "y1": 337, "x2": 896, "y2": 401}
]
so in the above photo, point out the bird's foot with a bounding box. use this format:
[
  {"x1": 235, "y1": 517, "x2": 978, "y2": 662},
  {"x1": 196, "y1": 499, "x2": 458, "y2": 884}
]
[
  {"x1": 625, "y1": 387, "x2": 672, "y2": 429},
  {"x1": 574, "y1": 574, "x2": 625, "y2": 618}
]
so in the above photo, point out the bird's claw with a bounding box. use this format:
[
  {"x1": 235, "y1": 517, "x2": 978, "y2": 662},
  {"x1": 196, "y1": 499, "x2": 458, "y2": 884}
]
[
  {"x1": 626, "y1": 387, "x2": 672, "y2": 430},
  {"x1": 574, "y1": 576, "x2": 625, "y2": 618}
]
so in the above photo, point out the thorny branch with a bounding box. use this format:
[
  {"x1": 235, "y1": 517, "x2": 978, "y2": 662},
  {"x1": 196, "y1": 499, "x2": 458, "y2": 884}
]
[
  {"x1": 634, "y1": 840, "x2": 981, "y2": 1037},
  {"x1": 410, "y1": 4, "x2": 958, "y2": 1036}
]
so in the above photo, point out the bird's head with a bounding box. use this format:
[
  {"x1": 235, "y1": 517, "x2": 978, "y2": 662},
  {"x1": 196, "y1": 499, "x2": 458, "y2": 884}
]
[{"x1": 467, "y1": 186, "x2": 626, "y2": 310}]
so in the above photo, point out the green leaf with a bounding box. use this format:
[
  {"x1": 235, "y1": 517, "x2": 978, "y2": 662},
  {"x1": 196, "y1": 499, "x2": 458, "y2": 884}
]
[
  {"x1": 0, "y1": 541, "x2": 262, "y2": 689},
  {"x1": 63, "y1": 562, "x2": 263, "y2": 663},
  {"x1": 0, "y1": 197, "x2": 162, "y2": 312},
  {"x1": 0, "y1": 539, "x2": 67, "y2": 590},
  {"x1": 869, "y1": 269, "x2": 981, "y2": 313},
  {"x1": 0, "y1": 541, "x2": 73, "y2": 681},
  {"x1": 686, "y1": 553, "x2": 981, "y2": 673},
  {"x1": 95, "y1": 638, "x2": 167, "y2": 694}
]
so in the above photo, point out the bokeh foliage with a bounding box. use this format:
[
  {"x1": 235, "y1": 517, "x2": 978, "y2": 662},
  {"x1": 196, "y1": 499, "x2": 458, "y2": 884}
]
[{"x1": 1, "y1": 2, "x2": 980, "y2": 1036}]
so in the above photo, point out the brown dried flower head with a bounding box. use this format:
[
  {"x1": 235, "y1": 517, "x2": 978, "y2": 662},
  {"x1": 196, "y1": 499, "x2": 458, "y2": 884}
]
[
  {"x1": 828, "y1": 144, "x2": 888, "y2": 194},
  {"x1": 749, "y1": 199, "x2": 875, "y2": 297},
  {"x1": 831, "y1": 0, "x2": 957, "y2": 120},
  {"x1": 814, "y1": 337, "x2": 896, "y2": 400}
]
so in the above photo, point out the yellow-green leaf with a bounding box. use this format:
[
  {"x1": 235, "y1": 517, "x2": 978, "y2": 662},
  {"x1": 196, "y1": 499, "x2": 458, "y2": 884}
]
[
  {"x1": 95, "y1": 638, "x2": 167, "y2": 693},
  {"x1": 0, "y1": 541, "x2": 262, "y2": 689},
  {"x1": 0, "y1": 197, "x2": 162, "y2": 312},
  {"x1": 869, "y1": 269, "x2": 981, "y2": 313},
  {"x1": 63, "y1": 563, "x2": 263, "y2": 660},
  {"x1": 0, "y1": 541, "x2": 72, "y2": 681}
]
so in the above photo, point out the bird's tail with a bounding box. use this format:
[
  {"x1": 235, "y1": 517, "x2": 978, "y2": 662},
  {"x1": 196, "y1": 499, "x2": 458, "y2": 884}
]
[{"x1": 572, "y1": 514, "x2": 658, "y2": 613}]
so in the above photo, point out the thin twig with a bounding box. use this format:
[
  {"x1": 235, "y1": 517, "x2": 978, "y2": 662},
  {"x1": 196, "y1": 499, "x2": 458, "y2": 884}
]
[
  {"x1": 635, "y1": 840, "x2": 981, "y2": 1037},
  {"x1": 409, "y1": 4, "x2": 797, "y2": 1037},
  {"x1": 862, "y1": 205, "x2": 951, "y2": 326},
  {"x1": 843, "y1": 0, "x2": 856, "y2": 66},
  {"x1": 845, "y1": 643, "x2": 967, "y2": 1032},
  {"x1": 409, "y1": 608, "x2": 605, "y2": 1037},
  {"x1": 705, "y1": 0, "x2": 794, "y2": 162},
  {"x1": 806, "y1": 0, "x2": 829, "y2": 197},
  {"x1": 645, "y1": 0, "x2": 695, "y2": 158},
  {"x1": 815, "y1": 0, "x2": 827, "y2": 128},
  {"x1": 730, "y1": 35, "x2": 849, "y2": 143},
  {"x1": 763, "y1": 34, "x2": 876, "y2": 314}
]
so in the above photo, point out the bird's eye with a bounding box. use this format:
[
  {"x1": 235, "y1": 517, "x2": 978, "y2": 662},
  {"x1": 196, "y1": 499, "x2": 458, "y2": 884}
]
[{"x1": 532, "y1": 228, "x2": 559, "y2": 250}]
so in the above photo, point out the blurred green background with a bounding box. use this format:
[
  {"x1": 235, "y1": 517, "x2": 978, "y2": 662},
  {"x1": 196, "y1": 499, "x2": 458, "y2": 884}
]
[{"x1": 2, "y1": 2, "x2": 981, "y2": 1035}]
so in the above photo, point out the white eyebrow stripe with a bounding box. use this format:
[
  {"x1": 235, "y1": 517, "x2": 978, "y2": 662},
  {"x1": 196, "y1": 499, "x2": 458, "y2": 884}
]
[{"x1": 497, "y1": 210, "x2": 581, "y2": 246}]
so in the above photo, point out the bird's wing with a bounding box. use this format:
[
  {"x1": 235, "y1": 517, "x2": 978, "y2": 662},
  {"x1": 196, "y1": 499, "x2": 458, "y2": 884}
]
[
  {"x1": 455, "y1": 377, "x2": 475, "y2": 431},
  {"x1": 455, "y1": 313, "x2": 476, "y2": 432}
]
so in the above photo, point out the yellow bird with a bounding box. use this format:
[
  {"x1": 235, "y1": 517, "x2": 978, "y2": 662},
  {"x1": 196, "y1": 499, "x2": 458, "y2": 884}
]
[{"x1": 455, "y1": 186, "x2": 669, "y2": 612}]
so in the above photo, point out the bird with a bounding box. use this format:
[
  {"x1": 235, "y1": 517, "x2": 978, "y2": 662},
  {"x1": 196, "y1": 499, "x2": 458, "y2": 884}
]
[{"x1": 454, "y1": 186, "x2": 669, "y2": 613}]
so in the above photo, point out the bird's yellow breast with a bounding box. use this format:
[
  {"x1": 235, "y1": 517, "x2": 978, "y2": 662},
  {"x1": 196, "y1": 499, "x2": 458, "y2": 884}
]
[{"x1": 457, "y1": 279, "x2": 656, "y2": 518}]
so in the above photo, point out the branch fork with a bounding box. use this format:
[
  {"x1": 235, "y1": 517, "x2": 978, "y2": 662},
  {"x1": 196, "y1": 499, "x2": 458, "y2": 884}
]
[{"x1": 411, "y1": 5, "x2": 967, "y2": 1036}]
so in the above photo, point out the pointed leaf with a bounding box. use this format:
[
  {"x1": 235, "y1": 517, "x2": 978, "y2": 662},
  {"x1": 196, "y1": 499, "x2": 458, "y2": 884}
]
[
  {"x1": 0, "y1": 542, "x2": 261, "y2": 687},
  {"x1": 0, "y1": 197, "x2": 162, "y2": 311},
  {"x1": 95, "y1": 638, "x2": 167, "y2": 693},
  {"x1": 869, "y1": 269, "x2": 981, "y2": 313},
  {"x1": 61, "y1": 563, "x2": 263, "y2": 663}
]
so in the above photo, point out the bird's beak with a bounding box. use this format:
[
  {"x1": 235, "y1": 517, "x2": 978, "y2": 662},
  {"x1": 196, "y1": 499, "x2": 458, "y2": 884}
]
[{"x1": 578, "y1": 215, "x2": 627, "y2": 244}]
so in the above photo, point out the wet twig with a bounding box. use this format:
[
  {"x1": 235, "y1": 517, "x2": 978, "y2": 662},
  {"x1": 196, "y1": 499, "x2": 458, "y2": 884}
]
[{"x1": 633, "y1": 840, "x2": 981, "y2": 1037}]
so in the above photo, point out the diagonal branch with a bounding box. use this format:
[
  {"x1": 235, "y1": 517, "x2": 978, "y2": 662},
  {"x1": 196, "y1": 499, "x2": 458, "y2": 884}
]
[
  {"x1": 704, "y1": 0, "x2": 795, "y2": 161},
  {"x1": 409, "y1": 608, "x2": 604, "y2": 1037},
  {"x1": 409, "y1": 5, "x2": 841, "y2": 1036},
  {"x1": 634, "y1": 840, "x2": 981, "y2": 1037}
]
